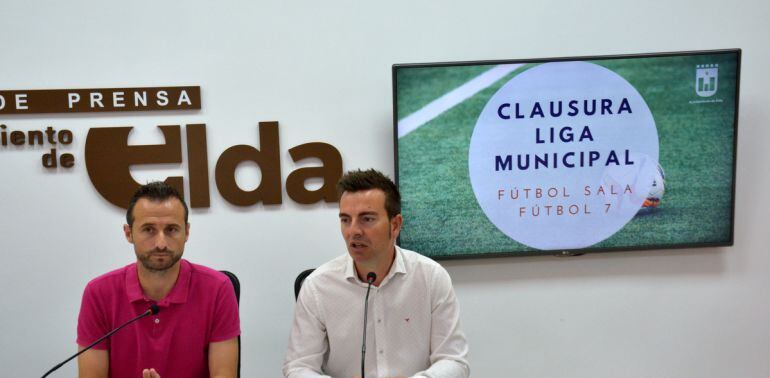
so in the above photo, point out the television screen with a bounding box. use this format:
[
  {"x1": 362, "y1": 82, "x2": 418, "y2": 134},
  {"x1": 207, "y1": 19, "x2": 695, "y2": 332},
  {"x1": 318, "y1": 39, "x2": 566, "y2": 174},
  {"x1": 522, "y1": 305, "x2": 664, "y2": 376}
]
[{"x1": 393, "y1": 49, "x2": 740, "y2": 258}]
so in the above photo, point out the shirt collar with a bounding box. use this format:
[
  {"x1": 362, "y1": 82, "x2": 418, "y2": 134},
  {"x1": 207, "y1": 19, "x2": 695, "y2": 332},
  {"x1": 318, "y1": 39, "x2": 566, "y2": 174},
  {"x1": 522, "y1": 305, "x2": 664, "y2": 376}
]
[
  {"x1": 343, "y1": 255, "x2": 358, "y2": 281},
  {"x1": 344, "y1": 246, "x2": 407, "y2": 286},
  {"x1": 391, "y1": 246, "x2": 407, "y2": 276},
  {"x1": 126, "y1": 259, "x2": 191, "y2": 305}
]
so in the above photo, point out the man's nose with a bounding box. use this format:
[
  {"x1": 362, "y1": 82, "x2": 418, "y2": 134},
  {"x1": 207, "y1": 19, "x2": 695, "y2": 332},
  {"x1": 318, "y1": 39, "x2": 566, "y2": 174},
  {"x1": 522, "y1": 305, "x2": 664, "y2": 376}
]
[
  {"x1": 349, "y1": 220, "x2": 363, "y2": 236},
  {"x1": 154, "y1": 233, "x2": 169, "y2": 250}
]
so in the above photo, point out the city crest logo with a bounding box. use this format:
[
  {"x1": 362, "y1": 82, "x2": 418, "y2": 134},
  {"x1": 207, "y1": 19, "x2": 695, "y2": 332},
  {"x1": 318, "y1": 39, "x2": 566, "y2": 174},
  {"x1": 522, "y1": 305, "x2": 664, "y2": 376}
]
[{"x1": 695, "y1": 64, "x2": 718, "y2": 97}]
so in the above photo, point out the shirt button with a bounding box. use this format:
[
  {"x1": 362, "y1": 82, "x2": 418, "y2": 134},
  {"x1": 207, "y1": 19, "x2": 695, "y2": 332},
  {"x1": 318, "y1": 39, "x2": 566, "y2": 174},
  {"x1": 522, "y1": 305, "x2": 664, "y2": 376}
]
[
  {"x1": 377, "y1": 319, "x2": 382, "y2": 323},
  {"x1": 379, "y1": 350, "x2": 383, "y2": 354},
  {"x1": 154, "y1": 318, "x2": 160, "y2": 324}
]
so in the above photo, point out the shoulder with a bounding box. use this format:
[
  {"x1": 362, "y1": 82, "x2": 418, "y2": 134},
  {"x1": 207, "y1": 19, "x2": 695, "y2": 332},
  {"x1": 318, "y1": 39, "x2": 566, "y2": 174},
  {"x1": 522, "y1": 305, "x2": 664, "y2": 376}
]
[
  {"x1": 398, "y1": 248, "x2": 460, "y2": 311},
  {"x1": 293, "y1": 254, "x2": 349, "y2": 318},
  {"x1": 80, "y1": 264, "x2": 133, "y2": 316},
  {"x1": 187, "y1": 261, "x2": 232, "y2": 290},
  {"x1": 305, "y1": 253, "x2": 349, "y2": 282},
  {"x1": 84, "y1": 264, "x2": 131, "y2": 293},
  {"x1": 400, "y1": 247, "x2": 448, "y2": 276},
  {"x1": 298, "y1": 254, "x2": 352, "y2": 299},
  {"x1": 399, "y1": 247, "x2": 455, "y2": 293}
]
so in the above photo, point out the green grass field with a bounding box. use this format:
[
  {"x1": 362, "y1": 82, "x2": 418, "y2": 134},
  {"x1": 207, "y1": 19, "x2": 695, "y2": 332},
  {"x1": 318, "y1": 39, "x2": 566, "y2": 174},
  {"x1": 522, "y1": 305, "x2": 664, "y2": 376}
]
[{"x1": 396, "y1": 53, "x2": 738, "y2": 258}]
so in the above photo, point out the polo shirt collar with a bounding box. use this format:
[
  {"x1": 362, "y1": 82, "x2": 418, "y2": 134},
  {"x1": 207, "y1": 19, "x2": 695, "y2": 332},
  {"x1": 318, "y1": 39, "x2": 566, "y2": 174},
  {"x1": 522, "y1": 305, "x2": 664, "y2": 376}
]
[{"x1": 126, "y1": 259, "x2": 191, "y2": 305}]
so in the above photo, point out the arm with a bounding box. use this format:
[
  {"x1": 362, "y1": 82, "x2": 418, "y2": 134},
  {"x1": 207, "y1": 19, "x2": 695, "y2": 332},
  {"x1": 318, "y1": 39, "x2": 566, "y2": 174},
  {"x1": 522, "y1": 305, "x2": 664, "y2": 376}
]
[
  {"x1": 77, "y1": 282, "x2": 110, "y2": 378},
  {"x1": 77, "y1": 347, "x2": 108, "y2": 378},
  {"x1": 206, "y1": 275, "x2": 241, "y2": 377},
  {"x1": 282, "y1": 279, "x2": 331, "y2": 378},
  {"x1": 412, "y1": 268, "x2": 470, "y2": 378},
  {"x1": 209, "y1": 337, "x2": 239, "y2": 378}
]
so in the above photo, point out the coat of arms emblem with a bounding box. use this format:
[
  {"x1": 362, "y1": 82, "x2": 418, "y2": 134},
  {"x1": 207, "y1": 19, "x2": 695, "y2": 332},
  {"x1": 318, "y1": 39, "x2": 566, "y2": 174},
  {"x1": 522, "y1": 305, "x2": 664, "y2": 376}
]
[{"x1": 695, "y1": 64, "x2": 718, "y2": 97}]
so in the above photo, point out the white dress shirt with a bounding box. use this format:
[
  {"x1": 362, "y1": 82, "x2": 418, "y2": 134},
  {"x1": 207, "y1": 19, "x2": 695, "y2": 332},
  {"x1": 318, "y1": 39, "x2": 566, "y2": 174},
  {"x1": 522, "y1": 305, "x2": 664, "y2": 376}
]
[{"x1": 283, "y1": 247, "x2": 469, "y2": 378}]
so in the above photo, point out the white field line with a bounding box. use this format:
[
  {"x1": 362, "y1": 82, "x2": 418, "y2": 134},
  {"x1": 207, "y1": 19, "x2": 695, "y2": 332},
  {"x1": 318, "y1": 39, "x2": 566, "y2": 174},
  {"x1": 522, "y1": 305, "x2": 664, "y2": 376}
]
[{"x1": 397, "y1": 63, "x2": 524, "y2": 138}]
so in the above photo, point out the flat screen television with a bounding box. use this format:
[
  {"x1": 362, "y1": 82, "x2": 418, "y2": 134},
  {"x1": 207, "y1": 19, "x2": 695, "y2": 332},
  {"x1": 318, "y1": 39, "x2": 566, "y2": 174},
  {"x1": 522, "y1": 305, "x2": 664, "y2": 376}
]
[{"x1": 393, "y1": 49, "x2": 740, "y2": 259}]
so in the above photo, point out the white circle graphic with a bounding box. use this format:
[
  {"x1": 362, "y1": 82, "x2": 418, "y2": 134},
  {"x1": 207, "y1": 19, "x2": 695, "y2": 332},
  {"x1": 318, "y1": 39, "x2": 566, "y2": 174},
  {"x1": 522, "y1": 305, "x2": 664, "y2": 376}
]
[{"x1": 468, "y1": 62, "x2": 659, "y2": 250}]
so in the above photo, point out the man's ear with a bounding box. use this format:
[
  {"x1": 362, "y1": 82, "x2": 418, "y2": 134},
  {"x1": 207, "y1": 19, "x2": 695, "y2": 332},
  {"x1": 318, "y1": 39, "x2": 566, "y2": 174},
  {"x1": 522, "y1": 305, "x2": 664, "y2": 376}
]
[
  {"x1": 123, "y1": 224, "x2": 133, "y2": 243},
  {"x1": 185, "y1": 223, "x2": 190, "y2": 242},
  {"x1": 391, "y1": 214, "x2": 403, "y2": 240}
]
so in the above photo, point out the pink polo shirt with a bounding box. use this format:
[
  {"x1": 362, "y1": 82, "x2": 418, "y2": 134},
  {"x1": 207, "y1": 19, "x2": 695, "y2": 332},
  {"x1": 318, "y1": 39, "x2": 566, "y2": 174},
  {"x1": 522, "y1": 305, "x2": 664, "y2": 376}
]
[{"x1": 77, "y1": 259, "x2": 240, "y2": 378}]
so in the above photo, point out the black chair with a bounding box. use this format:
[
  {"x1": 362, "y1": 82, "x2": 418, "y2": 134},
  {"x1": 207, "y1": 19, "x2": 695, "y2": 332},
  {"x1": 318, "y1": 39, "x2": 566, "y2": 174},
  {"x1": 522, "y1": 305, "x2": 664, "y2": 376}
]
[
  {"x1": 294, "y1": 268, "x2": 315, "y2": 300},
  {"x1": 220, "y1": 270, "x2": 241, "y2": 378}
]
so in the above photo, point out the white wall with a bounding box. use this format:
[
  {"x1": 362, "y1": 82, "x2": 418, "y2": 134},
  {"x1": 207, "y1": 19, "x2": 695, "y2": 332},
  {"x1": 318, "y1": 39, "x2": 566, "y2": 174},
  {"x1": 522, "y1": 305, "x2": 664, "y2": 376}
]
[{"x1": 2, "y1": 1, "x2": 769, "y2": 376}]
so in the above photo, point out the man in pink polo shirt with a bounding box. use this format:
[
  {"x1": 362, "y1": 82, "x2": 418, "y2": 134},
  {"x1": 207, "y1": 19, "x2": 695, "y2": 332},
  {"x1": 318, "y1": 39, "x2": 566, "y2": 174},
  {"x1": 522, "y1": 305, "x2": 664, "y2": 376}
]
[{"x1": 76, "y1": 182, "x2": 240, "y2": 378}]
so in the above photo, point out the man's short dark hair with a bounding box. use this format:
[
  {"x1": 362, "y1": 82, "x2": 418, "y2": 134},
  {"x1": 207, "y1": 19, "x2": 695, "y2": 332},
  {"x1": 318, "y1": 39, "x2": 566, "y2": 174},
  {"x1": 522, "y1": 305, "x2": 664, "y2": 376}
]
[
  {"x1": 126, "y1": 181, "x2": 189, "y2": 226},
  {"x1": 336, "y1": 169, "x2": 401, "y2": 219}
]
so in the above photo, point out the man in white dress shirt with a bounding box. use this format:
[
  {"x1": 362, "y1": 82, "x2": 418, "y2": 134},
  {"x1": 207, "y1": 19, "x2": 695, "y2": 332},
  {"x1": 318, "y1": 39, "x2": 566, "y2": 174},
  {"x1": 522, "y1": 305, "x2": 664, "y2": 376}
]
[{"x1": 283, "y1": 169, "x2": 469, "y2": 378}]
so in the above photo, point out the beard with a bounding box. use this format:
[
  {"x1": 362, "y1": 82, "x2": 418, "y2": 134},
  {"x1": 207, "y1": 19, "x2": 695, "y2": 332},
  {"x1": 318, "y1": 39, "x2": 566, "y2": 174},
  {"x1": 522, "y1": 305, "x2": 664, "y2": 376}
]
[{"x1": 137, "y1": 248, "x2": 182, "y2": 272}]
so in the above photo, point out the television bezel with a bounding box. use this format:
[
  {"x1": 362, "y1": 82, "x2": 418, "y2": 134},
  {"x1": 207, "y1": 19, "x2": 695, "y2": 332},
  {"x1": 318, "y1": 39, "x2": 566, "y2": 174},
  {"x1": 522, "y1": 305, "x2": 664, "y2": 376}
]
[{"x1": 391, "y1": 48, "x2": 741, "y2": 259}]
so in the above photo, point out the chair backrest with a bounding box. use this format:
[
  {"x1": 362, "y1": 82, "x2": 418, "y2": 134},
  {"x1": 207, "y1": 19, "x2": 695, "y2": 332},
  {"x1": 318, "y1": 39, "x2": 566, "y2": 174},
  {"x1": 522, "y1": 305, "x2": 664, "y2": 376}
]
[
  {"x1": 221, "y1": 270, "x2": 240, "y2": 303},
  {"x1": 220, "y1": 270, "x2": 241, "y2": 378},
  {"x1": 294, "y1": 268, "x2": 316, "y2": 300}
]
